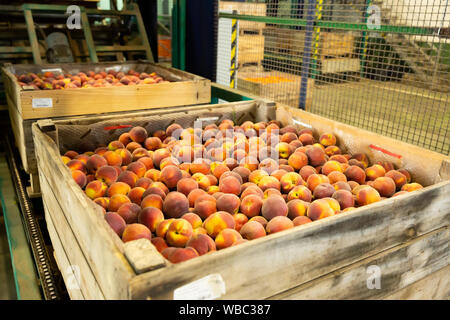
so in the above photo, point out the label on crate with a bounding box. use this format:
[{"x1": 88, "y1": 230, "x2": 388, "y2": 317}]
[
  {"x1": 105, "y1": 66, "x2": 121, "y2": 73},
  {"x1": 173, "y1": 274, "x2": 226, "y2": 300},
  {"x1": 32, "y1": 98, "x2": 53, "y2": 109},
  {"x1": 41, "y1": 68, "x2": 63, "y2": 74}
]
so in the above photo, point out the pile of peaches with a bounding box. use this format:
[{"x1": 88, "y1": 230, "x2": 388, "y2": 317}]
[
  {"x1": 61, "y1": 119, "x2": 423, "y2": 264},
  {"x1": 16, "y1": 69, "x2": 169, "y2": 90}
]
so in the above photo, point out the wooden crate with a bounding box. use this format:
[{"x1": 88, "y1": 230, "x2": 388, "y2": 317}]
[
  {"x1": 238, "y1": 35, "x2": 265, "y2": 66},
  {"x1": 237, "y1": 69, "x2": 314, "y2": 109},
  {"x1": 219, "y1": 1, "x2": 266, "y2": 33},
  {"x1": 1, "y1": 60, "x2": 210, "y2": 180},
  {"x1": 321, "y1": 32, "x2": 355, "y2": 59},
  {"x1": 32, "y1": 100, "x2": 450, "y2": 300}
]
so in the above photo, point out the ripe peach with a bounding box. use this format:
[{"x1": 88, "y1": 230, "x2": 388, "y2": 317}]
[
  {"x1": 319, "y1": 133, "x2": 336, "y2": 147},
  {"x1": 271, "y1": 169, "x2": 288, "y2": 181},
  {"x1": 299, "y1": 165, "x2": 317, "y2": 181},
  {"x1": 333, "y1": 181, "x2": 352, "y2": 192},
  {"x1": 203, "y1": 211, "x2": 235, "y2": 238},
  {"x1": 144, "y1": 168, "x2": 161, "y2": 181},
  {"x1": 385, "y1": 170, "x2": 408, "y2": 190},
  {"x1": 138, "y1": 207, "x2": 164, "y2": 232},
  {"x1": 93, "y1": 197, "x2": 110, "y2": 210},
  {"x1": 329, "y1": 155, "x2": 348, "y2": 164},
  {"x1": 115, "y1": 148, "x2": 133, "y2": 166},
  {"x1": 219, "y1": 175, "x2": 241, "y2": 196},
  {"x1": 127, "y1": 161, "x2": 146, "y2": 178},
  {"x1": 239, "y1": 220, "x2": 266, "y2": 240},
  {"x1": 401, "y1": 183, "x2": 423, "y2": 192},
  {"x1": 211, "y1": 162, "x2": 230, "y2": 179},
  {"x1": 194, "y1": 194, "x2": 217, "y2": 219},
  {"x1": 140, "y1": 193, "x2": 164, "y2": 210},
  {"x1": 299, "y1": 133, "x2": 314, "y2": 145},
  {"x1": 116, "y1": 202, "x2": 140, "y2": 224},
  {"x1": 167, "y1": 247, "x2": 199, "y2": 264},
  {"x1": 306, "y1": 174, "x2": 329, "y2": 192},
  {"x1": 239, "y1": 156, "x2": 259, "y2": 172},
  {"x1": 108, "y1": 140, "x2": 125, "y2": 151},
  {"x1": 192, "y1": 172, "x2": 211, "y2": 190},
  {"x1": 137, "y1": 157, "x2": 154, "y2": 171},
  {"x1": 163, "y1": 192, "x2": 189, "y2": 218},
  {"x1": 263, "y1": 188, "x2": 282, "y2": 199},
  {"x1": 306, "y1": 146, "x2": 327, "y2": 167},
  {"x1": 103, "y1": 150, "x2": 123, "y2": 167},
  {"x1": 348, "y1": 159, "x2": 365, "y2": 170},
  {"x1": 216, "y1": 193, "x2": 240, "y2": 214},
  {"x1": 126, "y1": 142, "x2": 142, "y2": 153},
  {"x1": 151, "y1": 237, "x2": 168, "y2": 253},
  {"x1": 67, "y1": 159, "x2": 87, "y2": 173},
  {"x1": 280, "y1": 172, "x2": 304, "y2": 193},
  {"x1": 159, "y1": 156, "x2": 180, "y2": 170},
  {"x1": 276, "y1": 142, "x2": 292, "y2": 159},
  {"x1": 122, "y1": 223, "x2": 151, "y2": 243},
  {"x1": 144, "y1": 137, "x2": 162, "y2": 151},
  {"x1": 287, "y1": 199, "x2": 309, "y2": 219},
  {"x1": 293, "y1": 216, "x2": 312, "y2": 226},
  {"x1": 365, "y1": 164, "x2": 386, "y2": 181},
  {"x1": 327, "y1": 171, "x2": 347, "y2": 184},
  {"x1": 266, "y1": 216, "x2": 294, "y2": 234},
  {"x1": 107, "y1": 181, "x2": 131, "y2": 197},
  {"x1": 352, "y1": 153, "x2": 369, "y2": 168},
  {"x1": 176, "y1": 178, "x2": 198, "y2": 196},
  {"x1": 258, "y1": 158, "x2": 279, "y2": 175},
  {"x1": 344, "y1": 165, "x2": 366, "y2": 184},
  {"x1": 398, "y1": 169, "x2": 412, "y2": 183},
  {"x1": 287, "y1": 152, "x2": 308, "y2": 171},
  {"x1": 392, "y1": 191, "x2": 408, "y2": 197},
  {"x1": 321, "y1": 161, "x2": 343, "y2": 176},
  {"x1": 187, "y1": 188, "x2": 207, "y2": 207},
  {"x1": 159, "y1": 165, "x2": 182, "y2": 189},
  {"x1": 347, "y1": 181, "x2": 360, "y2": 191},
  {"x1": 155, "y1": 218, "x2": 174, "y2": 238},
  {"x1": 233, "y1": 213, "x2": 248, "y2": 232},
  {"x1": 108, "y1": 194, "x2": 131, "y2": 212},
  {"x1": 119, "y1": 133, "x2": 132, "y2": 146},
  {"x1": 261, "y1": 195, "x2": 288, "y2": 220},
  {"x1": 181, "y1": 212, "x2": 203, "y2": 229},
  {"x1": 313, "y1": 183, "x2": 336, "y2": 199},
  {"x1": 61, "y1": 156, "x2": 71, "y2": 165},
  {"x1": 248, "y1": 169, "x2": 268, "y2": 185},
  {"x1": 127, "y1": 187, "x2": 146, "y2": 205},
  {"x1": 332, "y1": 189, "x2": 354, "y2": 210},
  {"x1": 372, "y1": 177, "x2": 396, "y2": 197},
  {"x1": 355, "y1": 186, "x2": 381, "y2": 206},
  {"x1": 64, "y1": 150, "x2": 79, "y2": 159},
  {"x1": 258, "y1": 176, "x2": 281, "y2": 192},
  {"x1": 161, "y1": 247, "x2": 177, "y2": 260},
  {"x1": 206, "y1": 174, "x2": 218, "y2": 186},
  {"x1": 186, "y1": 234, "x2": 216, "y2": 255},
  {"x1": 232, "y1": 166, "x2": 251, "y2": 183},
  {"x1": 284, "y1": 180, "x2": 312, "y2": 200},
  {"x1": 95, "y1": 165, "x2": 118, "y2": 185},
  {"x1": 153, "y1": 148, "x2": 171, "y2": 168},
  {"x1": 105, "y1": 212, "x2": 126, "y2": 237},
  {"x1": 307, "y1": 199, "x2": 335, "y2": 221},
  {"x1": 324, "y1": 146, "x2": 341, "y2": 156},
  {"x1": 281, "y1": 132, "x2": 298, "y2": 144},
  {"x1": 129, "y1": 126, "x2": 148, "y2": 143},
  {"x1": 166, "y1": 123, "x2": 183, "y2": 138},
  {"x1": 375, "y1": 161, "x2": 395, "y2": 172},
  {"x1": 85, "y1": 180, "x2": 107, "y2": 199},
  {"x1": 165, "y1": 218, "x2": 194, "y2": 247},
  {"x1": 240, "y1": 194, "x2": 263, "y2": 218},
  {"x1": 215, "y1": 228, "x2": 243, "y2": 249},
  {"x1": 72, "y1": 170, "x2": 87, "y2": 188},
  {"x1": 75, "y1": 154, "x2": 90, "y2": 164}
]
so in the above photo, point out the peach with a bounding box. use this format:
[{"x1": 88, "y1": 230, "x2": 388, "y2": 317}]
[
  {"x1": 215, "y1": 228, "x2": 243, "y2": 249},
  {"x1": 323, "y1": 197, "x2": 340, "y2": 213},
  {"x1": 401, "y1": 183, "x2": 423, "y2": 192},
  {"x1": 319, "y1": 133, "x2": 336, "y2": 147},
  {"x1": 392, "y1": 191, "x2": 409, "y2": 197},
  {"x1": 233, "y1": 213, "x2": 248, "y2": 232},
  {"x1": 307, "y1": 199, "x2": 335, "y2": 221},
  {"x1": 108, "y1": 140, "x2": 125, "y2": 151},
  {"x1": 287, "y1": 199, "x2": 309, "y2": 219},
  {"x1": 258, "y1": 176, "x2": 281, "y2": 192},
  {"x1": 327, "y1": 171, "x2": 347, "y2": 184},
  {"x1": 264, "y1": 188, "x2": 282, "y2": 199},
  {"x1": 151, "y1": 237, "x2": 168, "y2": 253},
  {"x1": 280, "y1": 172, "x2": 304, "y2": 194},
  {"x1": 156, "y1": 218, "x2": 174, "y2": 238},
  {"x1": 376, "y1": 161, "x2": 395, "y2": 172},
  {"x1": 159, "y1": 165, "x2": 182, "y2": 189},
  {"x1": 144, "y1": 168, "x2": 161, "y2": 181},
  {"x1": 313, "y1": 183, "x2": 336, "y2": 199},
  {"x1": 194, "y1": 194, "x2": 217, "y2": 219},
  {"x1": 181, "y1": 212, "x2": 203, "y2": 229},
  {"x1": 190, "y1": 159, "x2": 211, "y2": 175},
  {"x1": 398, "y1": 169, "x2": 412, "y2": 183},
  {"x1": 258, "y1": 158, "x2": 279, "y2": 175},
  {"x1": 299, "y1": 133, "x2": 315, "y2": 145},
  {"x1": 385, "y1": 170, "x2": 408, "y2": 190},
  {"x1": 333, "y1": 181, "x2": 352, "y2": 192},
  {"x1": 348, "y1": 181, "x2": 360, "y2": 191},
  {"x1": 126, "y1": 142, "x2": 142, "y2": 153},
  {"x1": 167, "y1": 247, "x2": 199, "y2": 264},
  {"x1": 348, "y1": 159, "x2": 365, "y2": 170},
  {"x1": 287, "y1": 152, "x2": 308, "y2": 171},
  {"x1": 271, "y1": 169, "x2": 288, "y2": 181},
  {"x1": 372, "y1": 177, "x2": 396, "y2": 197},
  {"x1": 165, "y1": 219, "x2": 193, "y2": 247},
  {"x1": 163, "y1": 192, "x2": 189, "y2": 218},
  {"x1": 127, "y1": 187, "x2": 146, "y2": 205},
  {"x1": 240, "y1": 194, "x2": 263, "y2": 218},
  {"x1": 232, "y1": 166, "x2": 251, "y2": 183},
  {"x1": 248, "y1": 169, "x2": 268, "y2": 185},
  {"x1": 321, "y1": 161, "x2": 343, "y2": 176},
  {"x1": 64, "y1": 150, "x2": 79, "y2": 159},
  {"x1": 248, "y1": 216, "x2": 268, "y2": 228},
  {"x1": 261, "y1": 195, "x2": 288, "y2": 220},
  {"x1": 306, "y1": 174, "x2": 330, "y2": 192},
  {"x1": 176, "y1": 178, "x2": 198, "y2": 196},
  {"x1": 216, "y1": 193, "x2": 240, "y2": 214},
  {"x1": 72, "y1": 170, "x2": 87, "y2": 188},
  {"x1": 355, "y1": 186, "x2": 381, "y2": 206},
  {"x1": 239, "y1": 156, "x2": 259, "y2": 172},
  {"x1": 93, "y1": 197, "x2": 110, "y2": 210},
  {"x1": 192, "y1": 172, "x2": 211, "y2": 190},
  {"x1": 276, "y1": 142, "x2": 292, "y2": 159},
  {"x1": 186, "y1": 234, "x2": 216, "y2": 255},
  {"x1": 159, "y1": 157, "x2": 180, "y2": 170},
  {"x1": 306, "y1": 146, "x2": 327, "y2": 167},
  {"x1": 211, "y1": 162, "x2": 230, "y2": 179},
  {"x1": 192, "y1": 226, "x2": 208, "y2": 236},
  {"x1": 61, "y1": 156, "x2": 71, "y2": 165},
  {"x1": 287, "y1": 185, "x2": 312, "y2": 202},
  {"x1": 299, "y1": 165, "x2": 317, "y2": 181},
  {"x1": 329, "y1": 155, "x2": 348, "y2": 164},
  {"x1": 108, "y1": 194, "x2": 131, "y2": 212},
  {"x1": 161, "y1": 247, "x2": 177, "y2": 260},
  {"x1": 116, "y1": 202, "x2": 140, "y2": 224},
  {"x1": 206, "y1": 174, "x2": 218, "y2": 186},
  {"x1": 352, "y1": 153, "x2": 369, "y2": 168},
  {"x1": 66, "y1": 159, "x2": 87, "y2": 173},
  {"x1": 137, "y1": 157, "x2": 154, "y2": 171},
  {"x1": 95, "y1": 165, "x2": 118, "y2": 185},
  {"x1": 144, "y1": 137, "x2": 162, "y2": 151},
  {"x1": 140, "y1": 193, "x2": 164, "y2": 210},
  {"x1": 127, "y1": 161, "x2": 147, "y2": 178},
  {"x1": 187, "y1": 188, "x2": 207, "y2": 207},
  {"x1": 129, "y1": 126, "x2": 148, "y2": 143},
  {"x1": 103, "y1": 150, "x2": 123, "y2": 167},
  {"x1": 107, "y1": 180, "x2": 132, "y2": 197},
  {"x1": 240, "y1": 220, "x2": 266, "y2": 240},
  {"x1": 324, "y1": 146, "x2": 341, "y2": 156},
  {"x1": 105, "y1": 212, "x2": 126, "y2": 237},
  {"x1": 266, "y1": 216, "x2": 294, "y2": 234},
  {"x1": 138, "y1": 207, "x2": 164, "y2": 232},
  {"x1": 365, "y1": 164, "x2": 386, "y2": 181},
  {"x1": 344, "y1": 165, "x2": 366, "y2": 184},
  {"x1": 153, "y1": 148, "x2": 171, "y2": 168},
  {"x1": 219, "y1": 175, "x2": 241, "y2": 195},
  {"x1": 203, "y1": 211, "x2": 235, "y2": 238},
  {"x1": 281, "y1": 132, "x2": 298, "y2": 144},
  {"x1": 119, "y1": 132, "x2": 132, "y2": 146},
  {"x1": 166, "y1": 123, "x2": 183, "y2": 138},
  {"x1": 332, "y1": 189, "x2": 354, "y2": 209},
  {"x1": 85, "y1": 180, "x2": 108, "y2": 199},
  {"x1": 142, "y1": 183, "x2": 166, "y2": 199},
  {"x1": 293, "y1": 216, "x2": 312, "y2": 226},
  {"x1": 115, "y1": 148, "x2": 133, "y2": 166},
  {"x1": 122, "y1": 223, "x2": 151, "y2": 242}
]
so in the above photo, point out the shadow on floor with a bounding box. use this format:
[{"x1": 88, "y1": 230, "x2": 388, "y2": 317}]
[{"x1": 0, "y1": 215, "x2": 17, "y2": 299}]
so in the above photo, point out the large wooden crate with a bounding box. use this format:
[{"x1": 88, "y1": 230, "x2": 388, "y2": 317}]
[
  {"x1": 238, "y1": 35, "x2": 265, "y2": 66},
  {"x1": 32, "y1": 100, "x2": 449, "y2": 300},
  {"x1": 237, "y1": 69, "x2": 314, "y2": 109},
  {"x1": 1, "y1": 60, "x2": 210, "y2": 178}
]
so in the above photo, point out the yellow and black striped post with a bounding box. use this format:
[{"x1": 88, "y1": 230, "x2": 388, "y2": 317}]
[
  {"x1": 230, "y1": 16, "x2": 238, "y2": 88},
  {"x1": 311, "y1": 0, "x2": 322, "y2": 78}
]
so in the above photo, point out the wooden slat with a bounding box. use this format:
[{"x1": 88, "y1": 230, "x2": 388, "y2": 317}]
[
  {"x1": 269, "y1": 227, "x2": 449, "y2": 299},
  {"x1": 33, "y1": 125, "x2": 135, "y2": 299}
]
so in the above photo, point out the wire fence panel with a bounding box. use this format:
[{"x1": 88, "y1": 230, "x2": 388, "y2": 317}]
[{"x1": 218, "y1": 0, "x2": 449, "y2": 155}]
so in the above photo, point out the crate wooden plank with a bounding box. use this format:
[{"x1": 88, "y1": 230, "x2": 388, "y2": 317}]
[
  {"x1": 321, "y1": 33, "x2": 355, "y2": 59},
  {"x1": 238, "y1": 35, "x2": 264, "y2": 65},
  {"x1": 268, "y1": 227, "x2": 449, "y2": 299},
  {"x1": 321, "y1": 58, "x2": 361, "y2": 74},
  {"x1": 33, "y1": 125, "x2": 135, "y2": 299}
]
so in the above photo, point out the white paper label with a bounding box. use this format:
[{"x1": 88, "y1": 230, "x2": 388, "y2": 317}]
[
  {"x1": 105, "y1": 66, "x2": 121, "y2": 72},
  {"x1": 173, "y1": 274, "x2": 226, "y2": 300},
  {"x1": 32, "y1": 98, "x2": 53, "y2": 108},
  {"x1": 41, "y1": 68, "x2": 63, "y2": 74}
]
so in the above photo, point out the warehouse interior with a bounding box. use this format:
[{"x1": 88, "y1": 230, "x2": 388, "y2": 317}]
[{"x1": 0, "y1": 0, "x2": 448, "y2": 301}]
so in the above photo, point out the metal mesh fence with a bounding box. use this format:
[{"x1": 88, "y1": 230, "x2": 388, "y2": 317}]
[{"x1": 218, "y1": 0, "x2": 450, "y2": 155}]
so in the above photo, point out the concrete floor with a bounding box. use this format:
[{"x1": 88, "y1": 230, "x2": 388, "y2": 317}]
[{"x1": 0, "y1": 216, "x2": 17, "y2": 300}]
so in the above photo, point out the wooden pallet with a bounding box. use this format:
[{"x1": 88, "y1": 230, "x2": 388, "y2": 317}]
[
  {"x1": 1, "y1": 60, "x2": 210, "y2": 194},
  {"x1": 32, "y1": 100, "x2": 450, "y2": 299}
]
